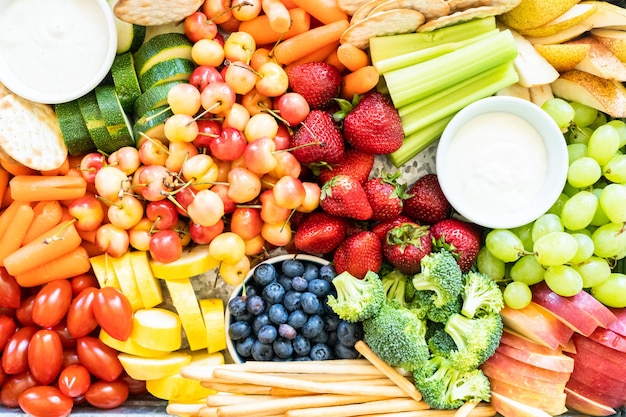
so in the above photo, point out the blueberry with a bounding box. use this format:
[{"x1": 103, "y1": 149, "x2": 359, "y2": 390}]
[
  {"x1": 291, "y1": 276, "x2": 309, "y2": 292},
  {"x1": 245, "y1": 295, "x2": 265, "y2": 315},
  {"x1": 334, "y1": 342, "x2": 359, "y2": 359},
  {"x1": 252, "y1": 312, "x2": 270, "y2": 333},
  {"x1": 336, "y1": 320, "x2": 363, "y2": 347},
  {"x1": 319, "y1": 264, "x2": 336, "y2": 283},
  {"x1": 324, "y1": 314, "x2": 341, "y2": 332},
  {"x1": 327, "y1": 331, "x2": 338, "y2": 347},
  {"x1": 228, "y1": 296, "x2": 247, "y2": 318},
  {"x1": 308, "y1": 279, "x2": 331, "y2": 297},
  {"x1": 228, "y1": 321, "x2": 251, "y2": 341},
  {"x1": 293, "y1": 335, "x2": 311, "y2": 356},
  {"x1": 311, "y1": 328, "x2": 329, "y2": 344},
  {"x1": 268, "y1": 303, "x2": 289, "y2": 324},
  {"x1": 262, "y1": 282, "x2": 286, "y2": 305},
  {"x1": 251, "y1": 340, "x2": 274, "y2": 361},
  {"x1": 309, "y1": 343, "x2": 332, "y2": 360},
  {"x1": 273, "y1": 337, "x2": 294, "y2": 359},
  {"x1": 287, "y1": 309, "x2": 308, "y2": 329},
  {"x1": 278, "y1": 323, "x2": 297, "y2": 340},
  {"x1": 283, "y1": 291, "x2": 302, "y2": 312},
  {"x1": 257, "y1": 324, "x2": 278, "y2": 344},
  {"x1": 282, "y1": 259, "x2": 305, "y2": 278},
  {"x1": 277, "y1": 275, "x2": 293, "y2": 292},
  {"x1": 235, "y1": 336, "x2": 255, "y2": 358},
  {"x1": 294, "y1": 356, "x2": 312, "y2": 361},
  {"x1": 300, "y1": 292, "x2": 321, "y2": 314},
  {"x1": 244, "y1": 285, "x2": 258, "y2": 297},
  {"x1": 302, "y1": 262, "x2": 320, "y2": 282},
  {"x1": 302, "y1": 314, "x2": 324, "y2": 339},
  {"x1": 253, "y1": 263, "x2": 277, "y2": 286}
]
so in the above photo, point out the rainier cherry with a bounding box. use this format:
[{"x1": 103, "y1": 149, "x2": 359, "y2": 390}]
[
  {"x1": 166, "y1": 141, "x2": 199, "y2": 173},
  {"x1": 187, "y1": 189, "x2": 224, "y2": 227},
  {"x1": 243, "y1": 136, "x2": 277, "y2": 175},
  {"x1": 189, "y1": 219, "x2": 224, "y2": 245},
  {"x1": 95, "y1": 166, "x2": 129, "y2": 201},
  {"x1": 201, "y1": 81, "x2": 236, "y2": 114},
  {"x1": 227, "y1": 167, "x2": 262, "y2": 204},
  {"x1": 183, "y1": 11, "x2": 218, "y2": 43},
  {"x1": 167, "y1": 83, "x2": 202, "y2": 116},
  {"x1": 244, "y1": 112, "x2": 278, "y2": 142},
  {"x1": 164, "y1": 114, "x2": 199, "y2": 143},
  {"x1": 208, "y1": 232, "x2": 246, "y2": 264},
  {"x1": 276, "y1": 92, "x2": 310, "y2": 126},
  {"x1": 149, "y1": 229, "x2": 183, "y2": 263},
  {"x1": 138, "y1": 138, "x2": 168, "y2": 166},
  {"x1": 259, "y1": 189, "x2": 291, "y2": 224},
  {"x1": 95, "y1": 223, "x2": 130, "y2": 257},
  {"x1": 219, "y1": 102, "x2": 250, "y2": 131},
  {"x1": 255, "y1": 62, "x2": 289, "y2": 97},
  {"x1": 273, "y1": 176, "x2": 306, "y2": 209},
  {"x1": 224, "y1": 61, "x2": 258, "y2": 95},
  {"x1": 223, "y1": 31, "x2": 256, "y2": 64},
  {"x1": 191, "y1": 38, "x2": 225, "y2": 68},
  {"x1": 296, "y1": 182, "x2": 321, "y2": 213},
  {"x1": 106, "y1": 193, "x2": 144, "y2": 230},
  {"x1": 189, "y1": 65, "x2": 224, "y2": 92},
  {"x1": 146, "y1": 199, "x2": 179, "y2": 230},
  {"x1": 107, "y1": 147, "x2": 140, "y2": 176},
  {"x1": 230, "y1": 207, "x2": 263, "y2": 241},
  {"x1": 129, "y1": 218, "x2": 153, "y2": 251},
  {"x1": 193, "y1": 119, "x2": 222, "y2": 149},
  {"x1": 79, "y1": 152, "x2": 106, "y2": 184},
  {"x1": 209, "y1": 127, "x2": 247, "y2": 161},
  {"x1": 181, "y1": 154, "x2": 219, "y2": 189},
  {"x1": 67, "y1": 195, "x2": 105, "y2": 232},
  {"x1": 261, "y1": 222, "x2": 292, "y2": 247},
  {"x1": 219, "y1": 255, "x2": 250, "y2": 286}
]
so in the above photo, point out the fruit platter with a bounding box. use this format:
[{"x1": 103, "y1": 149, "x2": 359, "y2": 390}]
[{"x1": 4, "y1": 0, "x2": 626, "y2": 415}]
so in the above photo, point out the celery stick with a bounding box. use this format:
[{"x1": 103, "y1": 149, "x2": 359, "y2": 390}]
[
  {"x1": 384, "y1": 30, "x2": 518, "y2": 108},
  {"x1": 374, "y1": 30, "x2": 498, "y2": 74},
  {"x1": 369, "y1": 16, "x2": 497, "y2": 64},
  {"x1": 399, "y1": 62, "x2": 519, "y2": 138},
  {"x1": 388, "y1": 115, "x2": 454, "y2": 167}
]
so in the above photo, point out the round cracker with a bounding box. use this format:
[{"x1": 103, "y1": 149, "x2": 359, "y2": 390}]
[
  {"x1": 350, "y1": 0, "x2": 381, "y2": 23},
  {"x1": 369, "y1": 0, "x2": 450, "y2": 20},
  {"x1": 113, "y1": 0, "x2": 203, "y2": 26},
  {"x1": 417, "y1": 5, "x2": 505, "y2": 32},
  {"x1": 342, "y1": 9, "x2": 426, "y2": 49},
  {"x1": 445, "y1": 0, "x2": 521, "y2": 13},
  {"x1": 338, "y1": 0, "x2": 374, "y2": 16}
]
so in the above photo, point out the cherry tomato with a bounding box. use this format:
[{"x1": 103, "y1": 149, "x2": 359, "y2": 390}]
[
  {"x1": 76, "y1": 337, "x2": 123, "y2": 382},
  {"x1": 32, "y1": 279, "x2": 73, "y2": 328},
  {"x1": 51, "y1": 321, "x2": 76, "y2": 348},
  {"x1": 0, "y1": 314, "x2": 17, "y2": 351},
  {"x1": 61, "y1": 349, "x2": 80, "y2": 368},
  {"x1": 0, "y1": 267, "x2": 21, "y2": 309},
  {"x1": 66, "y1": 287, "x2": 98, "y2": 339},
  {"x1": 15, "y1": 295, "x2": 36, "y2": 327},
  {"x1": 92, "y1": 287, "x2": 133, "y2": 342},
  {"x1": 28, "y1": 329, "x2": 63, "y2": 385},
  {"x1": 119, "y1": 372, "x2": 147, "y2": 396},
  {"x1": 18, "y1": 385, "x2": 73, "y2": 417},
  {"x1": 70, "y1": 273, "x2": 99, "y2": 297},
  {"x1": 2, "y1": 326, "x2": 37, "y2": 375},
  {"x1": 0, "y1": 365, "x2": 6, "y2": 386},
  {"x1": 84, "y1": 380, "x2": 129, "y2": 409},
  {"x1": 58, "y1": 364, "x2": 91, "y2": 398},
  {"x1": 0, "y1": 371, "x2": 37, "y2": 408}
]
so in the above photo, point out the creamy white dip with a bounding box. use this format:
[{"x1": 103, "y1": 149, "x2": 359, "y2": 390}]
[
  {"x1": 443, "y1": 111, "x2": 548, "y2": 216},
  {"x1": 0, "y1": 0, "x2": 112, "y2": 100}
]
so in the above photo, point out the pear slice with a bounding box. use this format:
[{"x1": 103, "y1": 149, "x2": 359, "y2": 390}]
[
  {"x1": 582, "y1": 0, "x2": 626, "y2": 29},
  {"x1": 525, "y1": 21, "x2": 595, "y2": 45},
  {"x1": 551, "y1": 69, "x2": 626, "y2": 118},
  {"x1": 567, "y1": 37, "x2": 626, "y2": 81},
  {"x1": 499, "y1": 0, "x2": 581, "y2": 30},
  {"x1": 495, "y1": 82, "x2": 532, "y2": 101},
  {"x1": 591, "y1": 28, "x2": 626, "y2": 61},
  {"x1": 507, "y1": 27, "x2": 560, "y2": 87},
  {"x1": 529, "y1": 84, "x2": 555, "y2": 107},
  {"x1": 535, "y1": 43, "x2": 591, "y2": 72},
  {"x1": 516, "y1": 3, "x2": 598, "y2": 38}
]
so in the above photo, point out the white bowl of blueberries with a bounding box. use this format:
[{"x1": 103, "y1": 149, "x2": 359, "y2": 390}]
[{"x1": 225, "y1": 254, "x2": 363, "y2": 363}]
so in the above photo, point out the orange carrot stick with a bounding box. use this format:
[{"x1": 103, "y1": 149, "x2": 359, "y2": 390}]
[
  {"x1": 0, "y1": 168, "x2": 9, "y2": 206},
  {"x1": 0, "y1": 158, "x2": 37, "y2": 177},
  {"x1": 0, "y1": 204, "x2": 35, "y2": 267},
  {"x1": 262, "y1": 0, "x2": 292, "y2": 33},
  {"x1": 281, "y1": 0, "x2": 299, "y2": 8},
  {"x1": 0, "y1": 200, "x2": 30, "y2": 238},
  {"x1": 284, "y1": 41, "x2": 339, "y2": 72},
  {"x1": 289, "y1": 0, "x2": 347, "y2": 24},
  {"x1": 10, "y1": 175, "x2": 87, "y2": 202},
  {"x1": 239, "y1": 8, "x2": 310, "y2": 46},
  {"x1": 3, "y1": 220, "x2": 82, "y2": 277},
  {"x1": 324, "y1": 48, "x2": 346, "y2": 73},
  {"x1": 340, "y1": 65, "x2": 380, "y2": 99},
  {"x1": 14, "y1": 246, "x2": 91, "y2": 287},
  {"x1": 337, "y1": 43, "x2": 370, "y2": 72},
  {"x1": 22, "y1": 200, "x2": 64, "y2": 245},
  {"x1": 274, "y1": 19, "x2": 349, "y2": 65}
]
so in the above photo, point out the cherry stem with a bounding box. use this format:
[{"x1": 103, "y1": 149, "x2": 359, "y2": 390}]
[
  {"x1": 44, "y1": 218, "x2": 78, "y2": 244},
  {"x1": 139, "y1": 133, "x2": 170, "y2": 154}
]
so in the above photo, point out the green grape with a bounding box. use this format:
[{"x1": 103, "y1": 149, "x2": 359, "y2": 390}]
[
  {"x1": 606, "y1": 119, "x2": 626, "y2": 148},
  {"x1": 591, "y1": 273, "x2": 626, "y2": 308},
  {"x1": 599, "y1": 183, "x2": 626, "y2": 224},
  {"x1": 590, "y1": 187, "x2": 611, "y2": 227},
  {"x1": 531, "y1": 213, "x2": 563, "y2": 242},
  {"x1": 572, "y1": 256, "x2": 611, "y2": 288},
  {"x1": 567, "y1": 126, "x2": 593, "y2": 145},
  {"x1": 589, "y1": 111, "x2": 608, "y2": 130},
  {"x1": 603, "y1": 154, "x2": 626, "y2": 183},
  {"x1": 510, "y1": 222, "x2": 534, "y2": 252},
  {"x1": 568, "y1": 233, "x2": 594, "y2": 264},
  {"x1": 476, "y1": 246, "x2": 506, "y2": 282},
  {"x1": 571, "y1": 101, "x2": 598, "y2": 128},
  {"x1": 485, "y1": 229, "x2": 525, "y2": 263},
  {"x1": 567, "y1": 143, "x2": 587, "y2": 164},
  {"x1": 567, "y1": 156, "x2": 601, "y2": 189},
  {"x1": 509, "y1": 255, "x2": 545, "y2": 286},
  {"x1": 544, "y1": 265, "x2": 583, "y2": 297},
  {"x1": 533, "y1": 231, "x2": 578, "y2": 266},
  {"x1": 546, "y1": 193, "x2": 569, "y2": 218},
  {"x1": 562, "y1": 182, "x2": 580, "y2": 198},
  {"x1": 503, "y1": 281, "x2": 532, "y2": 310},
  {"x1": 541, "y1": 98, "x2": 575, "y2": 130},
  {"x1": 592, "y1": 222, "x2": 626, "y2": 259},
  {"x1": 587, "y1": 124, "x2": 621, "y2": 166},
  {"x1": 560, "y1": 190, "x2": 597, "y2": 231}
]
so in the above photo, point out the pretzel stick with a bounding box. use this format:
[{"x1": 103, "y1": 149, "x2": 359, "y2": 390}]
[
  {"x1": 454, "y1": 401, "x2": 479, "y2": 417},
  {"x1": 284, "y1": 398, "x2": 430, "y2": 417},
  {"x1": 354, "y1": 340, "x2": 423, "y2": 402},
  {"x1": 241, "y1": 359, "x2": 389, "y2": 375},
  {"x1": 356, "y1": 403, "x2": 497, "y2": 417},
  {"x1": 166, "y1": 402, "x2": 204, "y2": 417},
  {"x1": 263, "y1": 373, "x2": 392, "y2": 382},
  {"x1": 206, "y1": 394, "x2": 278, "y2": 406}
]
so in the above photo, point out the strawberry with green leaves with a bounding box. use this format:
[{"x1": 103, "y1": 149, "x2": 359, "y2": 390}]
[
  {"x1": 320, "y1": 174, "x2": 372, "y2": 221},
  {"x1": 291, "y1": 110, "x2": 344, "y2": 165},
  {"x1": 293, "y1": 211, "x2": 348, "y2": 255},
  {"x1": 430, "y1": 218, "x2": 482, "y2": 273},
  {"x1": 364, "y1": 172, "x2": 411, "y2": 221},
  {"x1": 317, "y1": 148, "x2": 374, "y2": 185},
  {"x1": 286, "y1": 62, "x2": 342, "y2": 109},
  {"x1": 382, "y1": 221, "x2": 432, "y2": 275},
  {"x1": 402, "y1": 173, "x2": 452, "y2": 225},
  {"x1": 333, "y1": 231, "x2": 383, "y2": 279}
]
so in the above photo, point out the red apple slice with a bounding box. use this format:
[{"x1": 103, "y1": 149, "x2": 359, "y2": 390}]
[
  {"x1": 481, "y1": 360, "x2": 566, "y2": 395},
  {"x1": 495, "y1": 344, "x2": 575, "y2": 373},
  {"x1": 608, "y1": 307, "x2": 626, "y2": 336},
  {"x1": 531, "y1": 282, "x2": 599, "y2": 336},
  {"x1": 566, "y1": 375, "x2": 626, "y2": 409},
  {"x1": 573, "y1": 333, "x2": 626, "y2": 367},
  {"x1": 489, "y1": 378, "x2": 568, "y2": 415},
  {"x1": 569, "y1": 289, "x2": 616, "y2": 328},
  {"x1": 481, "y1": 351, "x2": 571, "y2": 384},
  {"x1": 490, "y1": 391, "x2": 553, "y2": 417},
  {"x1": 565, "y1": 387, "x2": 617, "y2": 416},
  {"x1": 500, "y1": 302, "x2": 574, "y2": 350},
  {"x1": 588, "y1": 326, "x2": 626, "y2": 353},
  {"x1": 500, "y1": 328, "x2": 563, "y2": 355},
  {"x1": 567, "y1": 342, "x2": 626, "y2": 381},
  {"x1": 569, "y1": 355, "x2": 626, "y2": 400}
]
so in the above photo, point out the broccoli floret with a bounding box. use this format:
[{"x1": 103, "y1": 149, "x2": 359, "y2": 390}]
[
  {"x1": 427, "y1": 328, "x2": 458, "y2": 358},
  {"x1": 444, "y1": 313, "x2": 503, "y2": 371},
  {"x1": 413, "y1": 356, "x2": 491, "y2": 410},
  {"x1": 461, "y1": 271, "x2": 504, "y2": 318},
  {"x1": 382, "y1": 269, "x2": 410, "y2": 307},
  {"x1": 362, "y1": 301, "x2": 429, "y2": 371},
  {"x1": 410, "y1": 288, "x2": 461, "y2": 324},
  {"x1": 326, "y1": 270, "x2": 385, "y2": 323},
  {"x1": 412, "y1": 250, "x2": 463, "y2": 308}
]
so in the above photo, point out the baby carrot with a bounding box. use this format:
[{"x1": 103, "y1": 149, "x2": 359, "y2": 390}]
[
  {"x1": 324, "y1": 47, "x2": 346, "y2": 72},
  {"x1": 14, "y1": 246, "x2": 91, "y2": 287},
  {"x1": 0, "y1": 200, "x2": 30, "y2": 238},
  {"x1": 22, "y1": 200, "x2": 63, "y2": 245},
  {"x1": 289, "y1": 0, "x2": 348, "y2": 24},
  {"x1": 281, "y1": 0, "x2": 299, "y2": 8},
  {"x1": 0, "y1": 158, "x2": 37, "y2": 177},
  {"x1": 0, "y1": 168, "x2": 9, "y2": 205},
  {"x1": 262, "y1": 0, "x2": 292, "y2": 33},
  {"x1": 284, "y1": 41, "x2": 339, "y2": 72},
  {"x1": 0, "y1": 204, "x2": 35, "y2": 267},
  {"x1": 340, "y1": 65, "x2": 380, "y2": 99},
  {"x1": 239, "y1": 8, "x2": 310, "y2": 46},
  {"x1": 41, "y1": 156, "x2": 70, "y2": 176},
  {"x1": 10, "y1": 175, "x2": 87, "y2": 202},
  {"x1": 3, "y1": 220, "x2": 82, "y2": 277},
  {"x1": 274, "y1": 19, "x2": 349, "y2": 65},
  {"x1": 337, "y1": 42, "x2": 371, "y2": 72}
]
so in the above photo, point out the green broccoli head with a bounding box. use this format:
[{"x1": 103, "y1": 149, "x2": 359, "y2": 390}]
[
  {"x1": 444, "y1": 313, "x2": 503, "y2": 371},
  {"x1": 411, "y1": 289, "x2": 462, "y2": 324},
  {"x1": 382, "y1": 268, "x2": 411, "y2": 307},
  {"x1": 362, "y1": 301, "x2": 429, "y2": 371},
  {"x1": 326, "y1": 270, "x2": 385, "y2": 323},
  {"x1": 461, "y1": 271, "x2": 504, "y2": 318},
  {"x1": 427, "y1": 328, "x2": 457, "y2": 358},
  {"x1": 412, "y1": 249, "x2": 463, "y2": 308}
]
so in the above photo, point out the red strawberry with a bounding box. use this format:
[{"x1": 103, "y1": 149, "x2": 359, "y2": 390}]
[
  {"x1": 333, "y1": 231, "x2": 383, "y2": 279},
  {"x1": 363, "y1": 172, "x2": 411, "y2": 221},
  {"x1": 317, "y1": 148, "x2": 374, "y2": 185},
  {"x1": 291, "y1": 110, "x2": 344, "y2": 165},
  {"x1": 339, "y1": 91, "x2": 403, "y2": 154},
  {"x1": 371, "y1": 215, "x2": 414, "y2": 243},
  {"x1": 293, "y1": 211, "x2": 348, "y2": 254},
  {"x1": 286, "y1": 62, "x2": 342, "y2": 109},
  {"x1": 430, "y1": 218, "x2": 482, "y2": 273},
  {"x1": 402, "y1": 173, "x2": 452, "y2": 224},
  {"x1": 320, "y1": 174, "x2": 372, "y2": 220},
  {"x1": 382, "y1": 222, "x2": 432, "y2": 275}
]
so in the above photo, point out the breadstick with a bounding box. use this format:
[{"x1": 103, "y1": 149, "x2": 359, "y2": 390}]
[{"x1": 284, "y1": 398, "x2": 429, "y2": 417}]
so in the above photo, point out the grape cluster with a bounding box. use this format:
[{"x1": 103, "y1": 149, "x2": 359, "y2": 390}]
[
  {"x1": 227, "y1": 258, "x2": 362, "y2": 361},
  {"x1": 477, "y1": 98, "x2": 626, "y2": 309}
]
